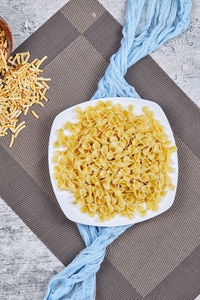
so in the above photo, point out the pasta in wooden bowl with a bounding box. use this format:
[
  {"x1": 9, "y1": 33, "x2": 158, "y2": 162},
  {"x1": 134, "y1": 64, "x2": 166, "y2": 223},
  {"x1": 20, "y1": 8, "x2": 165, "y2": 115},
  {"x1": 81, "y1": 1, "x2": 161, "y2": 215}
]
[{"x1": 48, "y1": 98, "x2": 178, "y2": 226}]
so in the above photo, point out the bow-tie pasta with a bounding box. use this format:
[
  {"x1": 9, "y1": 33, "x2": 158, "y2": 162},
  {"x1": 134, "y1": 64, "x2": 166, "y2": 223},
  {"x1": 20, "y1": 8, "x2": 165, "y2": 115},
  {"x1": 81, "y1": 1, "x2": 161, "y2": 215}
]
[{"x1": 53, "y1": 101, "x2": 177, "y2": 221}]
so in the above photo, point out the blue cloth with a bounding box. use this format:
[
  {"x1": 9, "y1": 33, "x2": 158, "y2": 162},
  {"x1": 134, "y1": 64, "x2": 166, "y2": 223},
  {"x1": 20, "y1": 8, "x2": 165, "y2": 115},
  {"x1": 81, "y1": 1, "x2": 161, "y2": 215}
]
[{"x1": 44, "y1": 0, "x2": 191, "y2": 299}]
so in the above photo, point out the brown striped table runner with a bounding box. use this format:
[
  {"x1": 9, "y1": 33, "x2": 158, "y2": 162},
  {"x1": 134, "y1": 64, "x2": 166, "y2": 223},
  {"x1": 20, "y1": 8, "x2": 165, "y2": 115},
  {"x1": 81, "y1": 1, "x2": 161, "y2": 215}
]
[{"x1": 0, "y1": 0, "x2": 200, "y2": 299}]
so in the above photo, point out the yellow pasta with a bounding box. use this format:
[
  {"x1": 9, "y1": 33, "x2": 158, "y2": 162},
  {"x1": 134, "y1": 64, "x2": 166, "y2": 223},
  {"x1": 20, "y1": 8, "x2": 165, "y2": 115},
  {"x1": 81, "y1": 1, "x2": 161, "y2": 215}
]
[
  {"x1": 32, "y1": 110, "x2": 39, "y2": 119},
  {"x1": 14, "y1": 125, "x2": 26, "y2": 138},
  {"x1": 53, "y1": 101, "x2": 177, "y2": 221},
  {"x1": 9, "y1": 134, "x2": 15, "y2": 148}
]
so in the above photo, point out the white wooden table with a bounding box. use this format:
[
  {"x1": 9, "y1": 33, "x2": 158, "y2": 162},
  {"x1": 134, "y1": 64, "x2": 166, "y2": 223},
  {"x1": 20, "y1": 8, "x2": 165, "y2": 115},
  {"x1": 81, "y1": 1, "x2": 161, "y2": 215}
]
[{"x1": 0, "y1": 0, "x2": 200, "y2": 299}]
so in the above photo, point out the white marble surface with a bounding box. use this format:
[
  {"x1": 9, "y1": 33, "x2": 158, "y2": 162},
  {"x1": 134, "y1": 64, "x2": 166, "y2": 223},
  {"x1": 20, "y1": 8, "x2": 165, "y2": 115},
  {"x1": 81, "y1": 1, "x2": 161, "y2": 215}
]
[{"x1": 0, "y1": 0, "x2": 199, "y2": 299}]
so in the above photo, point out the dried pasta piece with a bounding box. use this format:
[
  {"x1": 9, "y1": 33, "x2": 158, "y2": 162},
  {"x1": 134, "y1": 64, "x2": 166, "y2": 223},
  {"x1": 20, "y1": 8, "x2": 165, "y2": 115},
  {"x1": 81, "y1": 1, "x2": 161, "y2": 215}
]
[
  {"x1": 32, "y1": 110, "x2": 39, "y2": 119},
  {"x1": 15, "y1": 125, "x2": 26, "y2": 138},
  {"x1": 9, "y1": 134, "x2": 15, "y2": 148}
]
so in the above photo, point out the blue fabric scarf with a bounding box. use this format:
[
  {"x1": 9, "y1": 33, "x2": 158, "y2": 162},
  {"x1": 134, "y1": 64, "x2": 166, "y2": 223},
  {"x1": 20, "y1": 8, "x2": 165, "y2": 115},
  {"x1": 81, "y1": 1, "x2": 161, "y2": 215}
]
[{"x1": 44, "y1": 0, "x2": 191, "y2": 299}]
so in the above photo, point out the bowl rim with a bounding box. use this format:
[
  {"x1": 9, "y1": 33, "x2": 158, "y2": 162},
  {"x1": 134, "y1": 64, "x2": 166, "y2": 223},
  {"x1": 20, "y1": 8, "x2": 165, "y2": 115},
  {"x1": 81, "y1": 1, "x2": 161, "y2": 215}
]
[{"x1": 0, "y1": 16, "x2": 13, "y2": 59}]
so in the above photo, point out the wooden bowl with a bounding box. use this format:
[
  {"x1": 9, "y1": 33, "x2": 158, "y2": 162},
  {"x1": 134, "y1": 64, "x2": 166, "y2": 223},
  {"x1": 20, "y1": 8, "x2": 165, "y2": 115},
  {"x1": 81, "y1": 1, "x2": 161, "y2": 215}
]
[{"x1": 0, "y1": 17, "x2": 13, "y2": 59}]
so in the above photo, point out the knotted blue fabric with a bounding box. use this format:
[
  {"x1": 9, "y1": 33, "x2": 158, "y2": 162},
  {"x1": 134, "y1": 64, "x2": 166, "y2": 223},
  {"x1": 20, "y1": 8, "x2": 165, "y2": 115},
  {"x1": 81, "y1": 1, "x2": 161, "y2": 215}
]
[{"x1": 44, "y1": 1, "x2": 191, "y2": 299}]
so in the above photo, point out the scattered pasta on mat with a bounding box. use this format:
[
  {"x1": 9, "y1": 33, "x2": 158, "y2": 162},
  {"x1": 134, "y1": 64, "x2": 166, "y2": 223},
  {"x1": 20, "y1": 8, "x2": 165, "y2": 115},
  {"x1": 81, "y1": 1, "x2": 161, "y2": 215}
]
[
  {"x1": 53, "y1": 101, "x2": 177, "y2": 221},
  {"x1": 0, "y1": 28, "x2": 51, "y2": 148}
]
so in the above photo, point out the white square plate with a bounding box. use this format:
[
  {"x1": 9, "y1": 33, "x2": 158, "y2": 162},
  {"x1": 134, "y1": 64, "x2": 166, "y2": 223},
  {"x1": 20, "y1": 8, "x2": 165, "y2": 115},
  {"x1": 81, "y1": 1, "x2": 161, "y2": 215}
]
[{"x1": 48, "y1": 97, "x2": 178, "y2": 227}]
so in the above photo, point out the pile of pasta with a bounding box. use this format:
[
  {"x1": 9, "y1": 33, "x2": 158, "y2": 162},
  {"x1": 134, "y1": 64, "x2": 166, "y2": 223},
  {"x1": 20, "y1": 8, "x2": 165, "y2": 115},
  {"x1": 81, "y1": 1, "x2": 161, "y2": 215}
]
[
  {"x1": 0, "y1": 27, "x2": 50, "y2": 148},
  {"x1": 53, "y1": 101, "x2": 177, "y2": 221}
]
